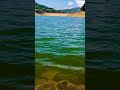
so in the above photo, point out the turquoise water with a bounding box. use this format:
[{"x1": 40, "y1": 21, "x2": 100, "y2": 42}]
[{"x1": 35, "y1": 16, "x2": 85, "y2": 70}]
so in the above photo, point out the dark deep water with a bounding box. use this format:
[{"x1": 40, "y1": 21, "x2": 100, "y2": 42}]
[
  {"x1": 0, "y1": 0, "x2": 34, "y2": 90},
  {"x1": 86, "y1": 0, "x2": 120, "y2": 90},
  {"x1": 86, "y1": 1, "x2": 120, "y2": 70}
]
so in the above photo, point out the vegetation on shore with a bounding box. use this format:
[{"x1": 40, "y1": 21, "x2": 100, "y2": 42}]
[
  {"x1": 35, "y1": 2, "x2": 62, "y2": 14},
  {"x1": 60, "y1": 7, "x2": 80, "y2": 13},
  {"x1": 81, "y1": 4, "x2": 85, "y2": 11}
]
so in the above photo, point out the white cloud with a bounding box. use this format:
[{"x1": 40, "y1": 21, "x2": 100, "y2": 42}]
[
  {"x1": 75, "y1": 0, "x2": 85, "y2": 7},
  {"x1": 64, "y1": 7, "x2": 69, "y2": 9},
  {"x1": 68, "y1": 1, "x2": 74, "y2": 6}
]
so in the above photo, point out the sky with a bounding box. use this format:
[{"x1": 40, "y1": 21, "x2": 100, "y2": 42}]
[{"x1": 35, "y1": 0, "x2": 85, "y2": 10}]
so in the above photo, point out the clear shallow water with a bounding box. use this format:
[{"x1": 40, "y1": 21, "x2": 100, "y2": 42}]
[{"x1": 35, "y1": 16, "x2": 85, "y2": 70}]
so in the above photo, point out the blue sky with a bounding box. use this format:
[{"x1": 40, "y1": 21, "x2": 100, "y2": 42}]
[{"x1": 35, "y1": 0, "x2": 85, "y2": 10}]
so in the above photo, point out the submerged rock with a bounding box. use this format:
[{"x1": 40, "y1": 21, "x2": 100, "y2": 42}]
[
  {"x1": 35, "y1": 82, "x2": 56, "y2": 90},
  {"x1": 35, "y1": 80, "x2": 85, "y2": 90},
  {"x1": 57, "y1": 80, "x2": 84, "y2": 90}
]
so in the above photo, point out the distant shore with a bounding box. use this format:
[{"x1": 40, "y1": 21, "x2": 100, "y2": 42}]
[{"x1": 35, "y1": 11, "x2": 85, "y2": 17}]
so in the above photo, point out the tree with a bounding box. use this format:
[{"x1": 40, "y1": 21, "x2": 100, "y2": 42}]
[{"x1": 81, "y1": 4, "x2": 85, "y2": 11}]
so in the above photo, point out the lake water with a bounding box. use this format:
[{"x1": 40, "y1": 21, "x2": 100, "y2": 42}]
[
  {"x1": 0, "y1": 0, "x2": 34, "y2": 89},
  {"x1": 35, "y1": 16, "x2": 85, "y2": 85},
  {"x1": 35, "y1": 16, "x2": 85, "y2": 70},
  {"x1": 86, "y1": 1, "x2": 120, "y2": 89},
  {"x1": 86, "y1": 1, "x2": 120, "y2": 71}
]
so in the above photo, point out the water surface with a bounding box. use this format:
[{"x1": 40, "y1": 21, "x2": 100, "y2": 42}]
[
  {"x1": 35, "y1": 16, "x2": 85, "y2": 70},
  {"x1": 35, "y1": 16, "x2": 85, "y2": 85}
]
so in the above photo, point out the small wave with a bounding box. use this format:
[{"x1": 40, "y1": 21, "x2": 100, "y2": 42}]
[{"x1": 36, "y1": 59, "x2": 84, "y2": 71}]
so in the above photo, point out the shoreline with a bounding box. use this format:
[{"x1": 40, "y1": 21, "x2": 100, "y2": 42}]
[{"x1": 35, "y1": 11, "x2": 85, "y2": 17}]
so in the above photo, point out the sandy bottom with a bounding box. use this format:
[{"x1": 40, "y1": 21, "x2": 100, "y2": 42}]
[
  {"x1": 35, "y1": 81, "x2": 85, "y2": 90},
  {"x1": 35, "y1": 63, "x2": 85, "y2": 90}
]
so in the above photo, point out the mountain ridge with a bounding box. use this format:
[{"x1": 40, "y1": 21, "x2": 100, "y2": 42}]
[{"x1": 60, "y1": 7, "x2": 80, "y2": 13}]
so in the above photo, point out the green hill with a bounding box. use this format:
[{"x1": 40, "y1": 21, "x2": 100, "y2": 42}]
[
  {"x1": 60, "y1": 4, "x2": 85, "y2": 13},
  {"x1": 60, "y1": 7, "x2": 80, "y2": 13},
  {"x1": 35, "y1": 2, "x2": 62, "y2": 13}
]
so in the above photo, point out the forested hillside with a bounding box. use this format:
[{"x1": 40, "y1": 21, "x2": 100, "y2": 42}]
[
  {"x1": 81, "y1": 4, "x2": 85, "y2": 11},
  {"x1": 60, "y1": 7, "x2": 80, "y2": 13},
  {"x1": 35, "y1": 2, "x2": 61, "y2": 13}
]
